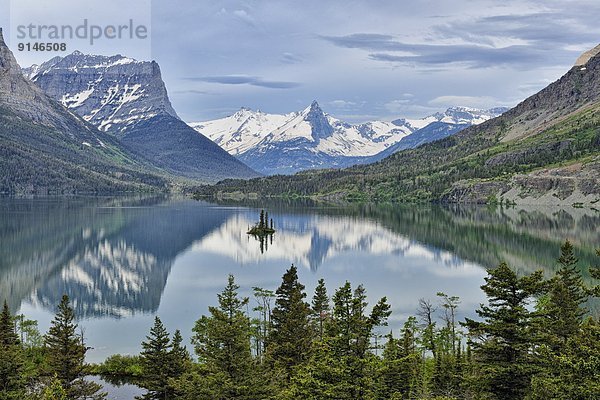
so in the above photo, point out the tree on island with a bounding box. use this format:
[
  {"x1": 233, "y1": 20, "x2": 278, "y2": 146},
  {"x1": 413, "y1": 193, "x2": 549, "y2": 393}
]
[{"x1": 247, "y1": 209, "x2": 276, "y2": 235}]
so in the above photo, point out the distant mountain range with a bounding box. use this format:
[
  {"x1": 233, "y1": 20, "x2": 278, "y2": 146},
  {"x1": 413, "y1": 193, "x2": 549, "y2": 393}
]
[
  {"x1": 21, "y1": 50, "x2": 258, "y2": 184},
  {"x1": 197, "y1": 44, "x2": 600, "y2": 205},
  {"x1": 191, "y1": 102, "x2": 507, "y2": 174}
]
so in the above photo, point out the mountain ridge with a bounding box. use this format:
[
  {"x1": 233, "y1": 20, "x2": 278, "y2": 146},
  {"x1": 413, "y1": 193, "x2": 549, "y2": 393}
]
[{"x1": 191, "y1": 102, "x2": 506, "y2": 174}]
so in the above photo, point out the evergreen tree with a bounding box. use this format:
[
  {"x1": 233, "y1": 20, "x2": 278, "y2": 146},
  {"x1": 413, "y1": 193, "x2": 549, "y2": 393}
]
[
  {"x1": 45, "y1": 295, "x2": 105, "y2": 400},
  {"x1": 378, "y1": 317, "x2": 422, "y2": 400},
  {"x1": 43, "y1": 375, "x2": 68, "y2": 400},
  {"x1": 187, "y1": 275, "x2": 265, "y2": 399},
  {"x1": 540, "y1": 240, "x2": 588, "y2": 348},
  {"x1": 464, "y1": 263, "x2": 544, "y2": 400},
  {"x1": 268, "y1": 265, "x2": 313, "y2": 382},
  {"x1": 0, "y1": 301, "x2": 26, "y2": 400},
  {"x1": 311, "y1": 278, "x2": 329, "y2": 341},
  {"x1": 528, "y1": 317, "x2": 600, "y2": 400},
  {"x1": 286, "y1": 340, "x2": 350, "y2": 400},
  {"x1": 529, "y1": 242, "x2": 598, "y2": 399},
  {"x1": 328, "y1": 282, "x2": 391, "y2": 399},
  {"x1": 140, "y1": 317, "x2": 182, "y2": 400},
  {"x1": 140, "y1": 316, "x2": 172, "y2": 400},
  {"x1": 169, "y1": 329, "x2": 191, "y2": 380}
]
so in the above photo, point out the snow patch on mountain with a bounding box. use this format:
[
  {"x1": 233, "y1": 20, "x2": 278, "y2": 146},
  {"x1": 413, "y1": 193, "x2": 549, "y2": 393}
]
[{"x1": 190, "y1": 102, "x2": 507, "y2": 168}]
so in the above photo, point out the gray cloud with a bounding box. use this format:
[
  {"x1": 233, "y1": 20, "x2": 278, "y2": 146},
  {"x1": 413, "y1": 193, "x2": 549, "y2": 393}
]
[
  {"x1": 185, "y1": 75, "x2": 301, "y2": 89},
  {"x1": 369, "y1": 45, "x2": 546, "y2": 68},
  {"x1": 280, "y1": 52, "x2": 303, "y2": 64},
  {"x1": 107, "y1": 0, "x2": 600, "y2": 122},
  {"x1": 319, "y1": 34, "x2": 404, "y2": 52},
  {"x1": 173, "y1": 89, "x2": 217, "y2": 95},
  {"x1": 323, "y1": 34, "x2": 562, "y2": 69},
  {"x1": 435, "y1": 12, "x2": 600, "y2": 47},
  {"x1": 319, "y1": 3, "x2": 600, "y2": 70}
]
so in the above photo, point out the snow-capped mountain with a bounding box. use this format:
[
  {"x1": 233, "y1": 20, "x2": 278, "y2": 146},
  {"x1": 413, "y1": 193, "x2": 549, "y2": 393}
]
[
  {"x1": 23, "y1": 52, "x2": 259, "y2": 182},
  {"x1": 191, "y1": 102, "x2": 507, "y2": 174},
  {"x1": 23, "y1": 51, "x2": 178, "y2": 134}
]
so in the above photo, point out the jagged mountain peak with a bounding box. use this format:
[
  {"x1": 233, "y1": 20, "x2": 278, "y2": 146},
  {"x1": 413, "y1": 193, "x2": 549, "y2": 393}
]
[
  {"x1": 233, "y1": 106, "x2": 264, "y2": 119},
  {"x1": 299, "y1": 100, "x2": 334, "y2": 141},
  {"x1": 304, "y1": 100, "x2": 326, "y2": 115},
  {"x1": 309, "y1": 99, "x2": 321, "y2": 110}
]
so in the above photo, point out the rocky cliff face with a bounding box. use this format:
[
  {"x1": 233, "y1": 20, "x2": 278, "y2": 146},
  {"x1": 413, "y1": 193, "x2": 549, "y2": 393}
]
[
  {"x1": 0, "y1": 29, "x2": 100, "y2": 137},
  {"x1": 24, "y1": 52, "x2": 179, "y2": 134},
  {"x1": 441, "y1": 160, "x2": 600, "y2": 206},
  {"x1": 496, "y1": 46, "x2": 600, "y2": 142}
]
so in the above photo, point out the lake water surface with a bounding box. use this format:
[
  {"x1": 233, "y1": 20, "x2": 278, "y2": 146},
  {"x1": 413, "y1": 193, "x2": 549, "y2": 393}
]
[{"x1": 1, "y1": 196, "x2": 598, "y2": 367}]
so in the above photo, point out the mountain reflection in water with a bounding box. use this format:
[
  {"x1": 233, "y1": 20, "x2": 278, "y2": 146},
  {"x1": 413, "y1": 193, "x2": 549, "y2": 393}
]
[{"x1": 1, "y1": 196, "x2": 597, "y2": 357}]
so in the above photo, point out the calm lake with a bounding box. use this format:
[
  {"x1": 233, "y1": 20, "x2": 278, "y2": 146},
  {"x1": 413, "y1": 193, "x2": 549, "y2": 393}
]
[{"x1": 1, "y1": 196, "x2": 598, "y2": 369}]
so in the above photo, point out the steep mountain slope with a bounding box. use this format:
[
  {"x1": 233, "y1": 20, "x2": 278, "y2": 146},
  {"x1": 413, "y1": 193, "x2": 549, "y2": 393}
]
[
  {"x1": 24, "y1": 52, "x2": 259, "y2": 182},
  {"x1": 191, "y1": 102, "x2": 505, "y2": 174},
  {"x1": 0, "y1": 28, "x2": 169, "y2": 194},
  {"x1": 196, "y1": 46, "x2": 600, "y2": 205},
  {"x1": 363, "y1": 121, "x2": 469, "y2": 163}
]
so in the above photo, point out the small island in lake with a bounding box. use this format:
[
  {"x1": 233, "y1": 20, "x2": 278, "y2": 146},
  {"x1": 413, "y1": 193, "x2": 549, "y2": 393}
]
[{"x1": 247, "y1": 209, "x2": 275, "y2": 235}]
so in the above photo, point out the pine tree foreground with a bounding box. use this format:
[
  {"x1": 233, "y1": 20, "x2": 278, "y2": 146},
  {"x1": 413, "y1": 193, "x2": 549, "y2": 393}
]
[
  {"x1": 0, "y1": 301, "x2": 26, "y2": 399},
  {"x1": 45, "y1": 295, "x2": 105, "y2": 400},
  {"x1": 7, "y1": 241, "x2": 599, "y2": 400}
]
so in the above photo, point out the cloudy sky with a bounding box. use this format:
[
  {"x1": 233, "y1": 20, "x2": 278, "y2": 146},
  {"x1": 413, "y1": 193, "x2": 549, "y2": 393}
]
[{"x1": 2, "y1": 0, "x2": 600, "y2": 122}]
